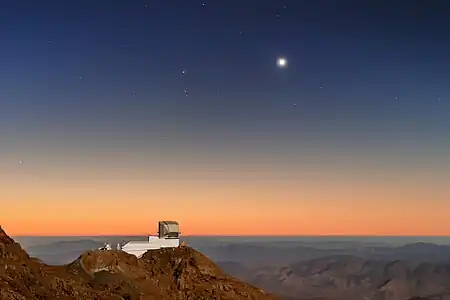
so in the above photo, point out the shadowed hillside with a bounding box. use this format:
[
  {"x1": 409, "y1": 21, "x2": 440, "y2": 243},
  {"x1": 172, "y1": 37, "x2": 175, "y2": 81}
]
[{"x1": 239, "y1": 256, "x2": 450, "y2": 300}]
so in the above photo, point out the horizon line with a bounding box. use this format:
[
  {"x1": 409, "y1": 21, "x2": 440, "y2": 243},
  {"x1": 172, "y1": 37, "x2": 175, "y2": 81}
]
[{"x1": 11, "y1": 234, "x2": 450, "y2": 238}]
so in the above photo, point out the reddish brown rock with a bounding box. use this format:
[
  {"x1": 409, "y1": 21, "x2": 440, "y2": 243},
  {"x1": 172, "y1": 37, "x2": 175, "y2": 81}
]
[{"x1": 0, "y1": 227, "x2": 278, "y2": 300}]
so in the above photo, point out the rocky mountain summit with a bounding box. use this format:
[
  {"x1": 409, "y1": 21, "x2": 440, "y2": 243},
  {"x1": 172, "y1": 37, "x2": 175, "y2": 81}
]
[{"x1": 0, "y1": 226, "x2": 277, "y2": 300}]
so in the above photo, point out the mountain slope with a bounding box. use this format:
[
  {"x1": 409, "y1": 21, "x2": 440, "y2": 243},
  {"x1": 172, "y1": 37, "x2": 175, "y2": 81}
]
[
  {"x1": 247, "y1": 255, "x2": 450, "y2": 300},
  {"x1": 0, "y1": 226, "x2": 277, "y2": 300}
]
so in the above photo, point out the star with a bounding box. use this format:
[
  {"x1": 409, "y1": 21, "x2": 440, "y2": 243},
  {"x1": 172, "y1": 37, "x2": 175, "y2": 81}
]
[
  {"x1": 181, "y1": 69, "x2": 186, "y2": 75},
  {"x1": 19, "y1": 161, "x2": 23, "y2": 164},
  {"x1": 293, "y1": 103, "x2": 297, "y2": 108},
  {"x1": 277, "y1": 57, "x2": 287, "y2": 68}
]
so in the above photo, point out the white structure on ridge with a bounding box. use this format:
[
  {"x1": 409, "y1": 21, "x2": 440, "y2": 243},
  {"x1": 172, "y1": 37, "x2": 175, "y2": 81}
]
[{"x1": 99, "y1": 221, "x2": 181, "y2": 258}]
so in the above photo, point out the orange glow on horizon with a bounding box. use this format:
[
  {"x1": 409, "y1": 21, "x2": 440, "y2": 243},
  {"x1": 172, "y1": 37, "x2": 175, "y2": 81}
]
[{"x1": 1, "y1": 154, "x2": 449, "y2": 237}]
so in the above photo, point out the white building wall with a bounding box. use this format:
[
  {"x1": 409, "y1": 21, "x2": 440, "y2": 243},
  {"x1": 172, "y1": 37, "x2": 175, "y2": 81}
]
[{"x1": 120, "y1": 236, "x2": 180, "y2": 257}]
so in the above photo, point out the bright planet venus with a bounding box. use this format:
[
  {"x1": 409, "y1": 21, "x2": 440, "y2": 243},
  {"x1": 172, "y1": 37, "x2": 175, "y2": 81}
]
[{"x1": 277, "y1": 57, "x2": 287, "y2": 68}]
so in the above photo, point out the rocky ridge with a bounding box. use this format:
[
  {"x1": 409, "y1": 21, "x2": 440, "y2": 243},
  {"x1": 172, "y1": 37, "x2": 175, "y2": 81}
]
[{"x1": 0, "y1": 226, "x2": 277, "y2": 300}]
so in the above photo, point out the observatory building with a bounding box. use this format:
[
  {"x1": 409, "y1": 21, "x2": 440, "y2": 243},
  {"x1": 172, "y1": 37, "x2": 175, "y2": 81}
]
[{"x1": 99, "y1": 221, "x2": 181, "y2": 257}]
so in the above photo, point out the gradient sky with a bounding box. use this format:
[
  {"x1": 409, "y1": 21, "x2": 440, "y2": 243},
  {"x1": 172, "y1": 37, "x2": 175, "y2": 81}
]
[{"x1": 1, "y1": 0, "x2": 450, "y2": 236}]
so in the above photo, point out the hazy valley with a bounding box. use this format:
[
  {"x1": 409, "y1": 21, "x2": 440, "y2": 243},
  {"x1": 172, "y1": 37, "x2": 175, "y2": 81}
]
[{"x1": 14, "y1": 235, "x2": 450, "y2": 300}]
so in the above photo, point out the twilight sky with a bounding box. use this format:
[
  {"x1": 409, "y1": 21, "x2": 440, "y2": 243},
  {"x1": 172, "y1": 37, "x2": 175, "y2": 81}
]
[{"x1": 1, "y1": 0, "x2": 450, "y2": 236}]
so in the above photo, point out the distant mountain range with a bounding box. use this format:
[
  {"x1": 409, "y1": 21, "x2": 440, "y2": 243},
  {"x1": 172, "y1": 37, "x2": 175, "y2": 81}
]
[
  {"x1": 16, "y1": 236, "x2": 450, "y2": 300},
  {"x1": 230, "y1": 255, "x2": 450, "y2": 300},
  {"x1": 213, "y1": 243, "x2": 450, "y2": 300}
]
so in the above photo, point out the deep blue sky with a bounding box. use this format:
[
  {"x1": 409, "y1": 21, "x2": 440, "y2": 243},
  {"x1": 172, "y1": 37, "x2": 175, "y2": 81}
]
[
  {"x1": 2, "y1": 0, "x2": 449, "y2": 135},
  {"x1": 1, "y1": 1, "x2": 450, "y2": 235}
]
